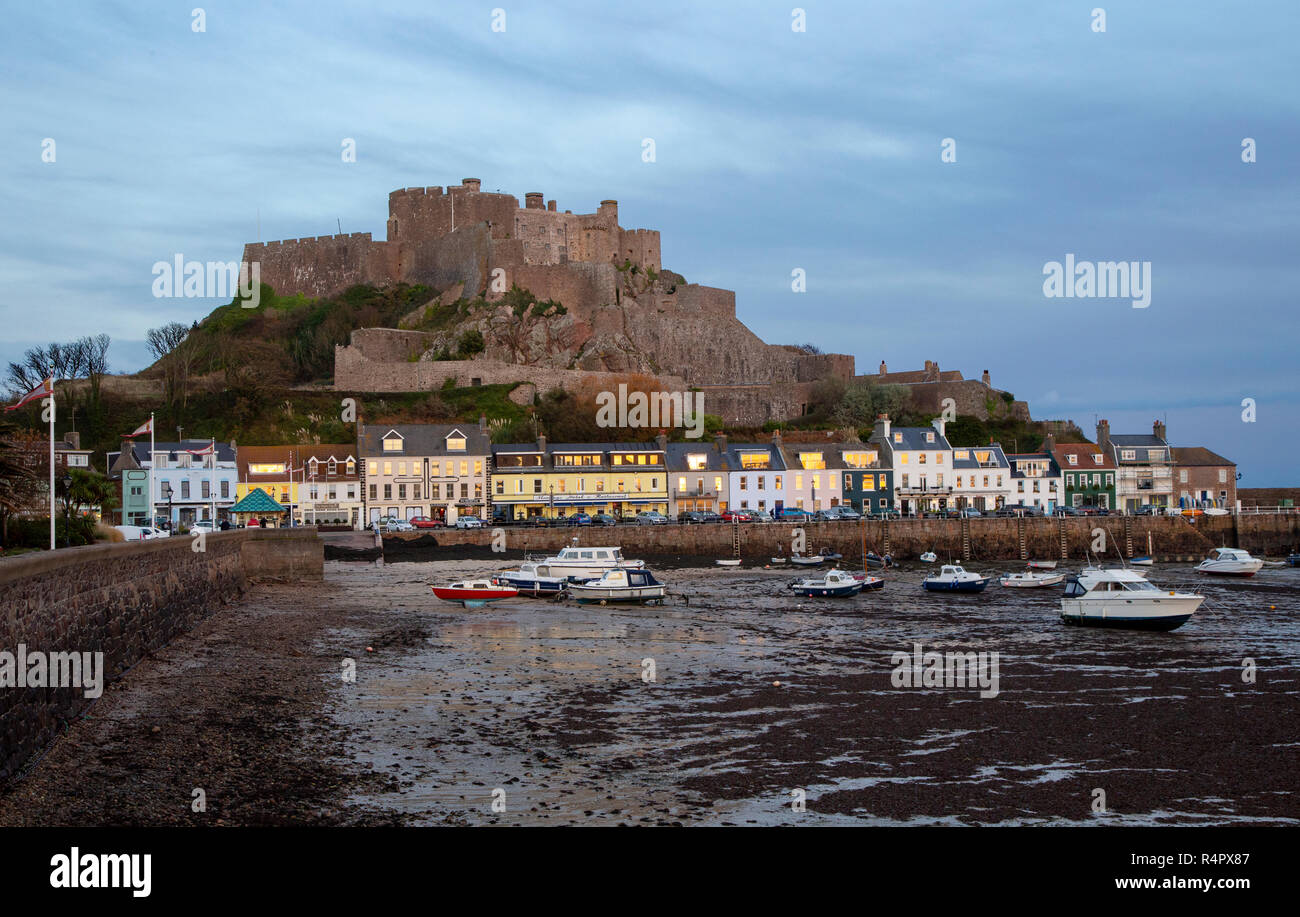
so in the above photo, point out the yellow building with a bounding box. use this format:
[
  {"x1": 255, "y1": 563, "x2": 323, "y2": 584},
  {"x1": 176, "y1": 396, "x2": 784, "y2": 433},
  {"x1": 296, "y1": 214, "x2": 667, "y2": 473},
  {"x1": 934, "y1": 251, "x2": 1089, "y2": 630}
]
[{"x1": 490, "y1": 437, "x2": 669, "y2": 521}]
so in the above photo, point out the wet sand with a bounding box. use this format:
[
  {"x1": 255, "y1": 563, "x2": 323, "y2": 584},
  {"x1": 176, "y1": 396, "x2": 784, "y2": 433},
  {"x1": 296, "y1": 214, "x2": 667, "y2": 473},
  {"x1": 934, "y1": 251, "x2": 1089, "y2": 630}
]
[{"x1": 3, "y1": 557, "x2": 1297, "y2": 826}]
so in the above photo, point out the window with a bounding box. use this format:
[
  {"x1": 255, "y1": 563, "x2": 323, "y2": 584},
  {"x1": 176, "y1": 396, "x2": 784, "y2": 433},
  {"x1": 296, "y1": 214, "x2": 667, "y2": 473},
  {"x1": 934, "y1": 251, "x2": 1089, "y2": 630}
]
[
  {"x1": 795, "y1": 475, "x2": 803, "y2": 490},
  {"x1": 678, "y1": 476, "x2": 686, "y2": 491},
  {"x1": 369, "y1": 484, "x2": 377, "y2": 499},
  {"x1": 220, "y1": 481, "x2": 229, "y2": 498},
  {"x1": 954, "y1": 450, "x2": 969, "y2": 460},
  {"x1": 716, "y1": 476, "x2": 725, "y2": 492},
  {"x1": 382, "y1": 435, "x2": 403, "y2": 452},
  {"x1": 1179, "y1": 469, "x2": 1188, "y2": 483},
  {"x1": 446, "y1": 435, "x2": 466, "y2": 451},
  {"x1": 383, "y1": 484, "x2": 392, "y2": 499},
  {"x1": 798, "y1": 453, "x2": 825, "y2": 470},
  {"x1": 893, "y1": 432, "x2": 902, "y2": 443},
  {"x1": 758, "y1": 476, "x2": 765, "y2": 489},
  {"x1": 686, "y1": 454, "x2": 707, "y2": 470},
  {"x1": 180, "y1": 481, "x2": 190, "y2": 499},
  {"x1": 384, "y1": 462, "x2": 392, "y2": 475},
  {"x1": 1121, "y1": 449, "x2": 1136, "y2": 461},
  {"x1": 460, "y1": 461, "x2": 468, "y2": 477},
  {"x1": 1066, "y1": 474, "x2": 1074, "y2": 487},
  {"x1": 1092, "y1": 454, "x2": 1102, "y2": 464},
  {"x1": 1218, "y1": 469, "x2": 1227, "y2": 483},
  {"x1": 925, "y1": 432, "x2": 934, "y2": 443},
  {"x1": 367, "y1": 461, "x2": 378, "y2": 475},
  {"x1": 1067, "y1": 454, "x2": 1077, "y2": 465},
  {"x1": 201, "y1": 481, "x2": 210, "y2": 499}
]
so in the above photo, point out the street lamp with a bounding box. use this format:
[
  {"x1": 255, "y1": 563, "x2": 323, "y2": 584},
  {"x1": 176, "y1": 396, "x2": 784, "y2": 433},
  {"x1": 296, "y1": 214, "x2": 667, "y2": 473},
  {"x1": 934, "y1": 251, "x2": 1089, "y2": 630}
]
[
  {"x1": 161, "y1": 481, "x2": 174, "y2": 531},
  {"x1": 61, "y1": 472, "x2": 73, "y2": 548}
]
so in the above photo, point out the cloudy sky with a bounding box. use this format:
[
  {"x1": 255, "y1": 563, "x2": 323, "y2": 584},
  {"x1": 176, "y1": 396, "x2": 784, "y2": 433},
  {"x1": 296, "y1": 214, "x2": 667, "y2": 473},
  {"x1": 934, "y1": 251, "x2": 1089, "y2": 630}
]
[{"x1": 2, "y1": 1, "x2": 1296, "y2": 483}]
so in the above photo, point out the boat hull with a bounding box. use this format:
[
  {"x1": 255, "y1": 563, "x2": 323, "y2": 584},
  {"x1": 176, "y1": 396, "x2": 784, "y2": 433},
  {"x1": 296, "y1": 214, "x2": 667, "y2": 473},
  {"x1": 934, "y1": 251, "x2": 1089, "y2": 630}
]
[
  {"x1": 1195, "y1": 564, "x2": 1262, "y2": 577},
  {"x1": 923, "y1": 579, "x2": 989, "y2": 593},
  {"x1": 431, "y1": 586, "x2": 518, "y2": 605},
  {"x1": 792, "y1": 584, "x2": 863, "y2": 597},
  {"x1": 570, "y1": 586, "x2": 666, "y2": 604},
  {"x1": 999, "y1": 573, "x2": 1066, "y2": 588},
  {"x1": 1060, "y1": 595, "x2": 1203, "y2": 631},
  {"x1": 492, "y1": 575, "x2": 567, "y2": 597}
]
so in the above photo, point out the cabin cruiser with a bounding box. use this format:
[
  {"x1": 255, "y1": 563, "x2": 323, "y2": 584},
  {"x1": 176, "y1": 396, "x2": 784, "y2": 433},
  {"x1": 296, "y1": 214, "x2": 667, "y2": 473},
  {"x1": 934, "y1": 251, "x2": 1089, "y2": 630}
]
[
  {"x1": 999, "y1": 571, "x2": 1067, "y2": 588},
  {"x1": 922, "y1": 565, "x2": 992, "y2": 593},
  {"x1": 1195, "y1": 547, "x2": 1264, "y2": 577},
  {"x1": 492, "y1": 561, "x2": 570, "y2": 597},
  {"x1": 1060, "y1": 568, "x2": 1202, "y2": 631},
  {"x1": 790, "y1": 569, "x2": 866, "y2": 597},
  {"x1": 538, "y1": 545, "x2": 645, "y2": 580},
  {"x1": 568, "y1": 568, "x2": 666, "y2": 604},
  {"x1": 430, "y1": 580, "x2": 519, "y2": 608}
]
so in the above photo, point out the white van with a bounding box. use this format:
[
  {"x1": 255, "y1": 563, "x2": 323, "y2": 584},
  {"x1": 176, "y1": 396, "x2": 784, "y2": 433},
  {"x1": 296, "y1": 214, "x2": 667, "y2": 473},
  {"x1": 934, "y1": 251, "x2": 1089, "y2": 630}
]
[{"x1": 114, "y1": 525, "x2": 168, "y2": 541}]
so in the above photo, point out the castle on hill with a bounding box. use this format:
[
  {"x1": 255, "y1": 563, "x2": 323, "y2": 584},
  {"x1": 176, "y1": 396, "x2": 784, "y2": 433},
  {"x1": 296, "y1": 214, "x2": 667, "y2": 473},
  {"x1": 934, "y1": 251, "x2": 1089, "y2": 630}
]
[{"x1": 242, "y1": 179, "x2": 1026, "y2": 426}]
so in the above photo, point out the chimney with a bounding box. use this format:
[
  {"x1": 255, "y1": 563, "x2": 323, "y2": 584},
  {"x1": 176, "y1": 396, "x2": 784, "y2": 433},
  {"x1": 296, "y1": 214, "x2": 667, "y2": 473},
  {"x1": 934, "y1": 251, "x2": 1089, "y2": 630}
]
[
  {"x1": 537, "y1": 435, "x2": 547, "y2": 456},
  {"x1": 932, "y1": 416, "x2": 946, "y2": 438},
  {"x1": 547, "y1": 199, "x2": 556, "y2": 212},
  {"x1": 1153, "y1": 419, "x2": 1167, "y2": 442},
  {"x1": 771, "y1": 429, "x2": 783, "y2": 446},
  {"x1": 479, "y1": 414, "x2": 488, "y2": 435},
  {"x1": 878, "y1": 360, "x2": 887, "y2": 375},
  {"x1": 1043, "y1": 433, "x2": 1056, "y2": 453},
  {"x1": 655, "y1": 432, "x2": 667, "y2": 451},
  {"x1": 462, "y1": 177, "x2": 481, "y2": 192},
  {"x1": 65, "y1": 431, "x2": 80, "y2": 450},
  {"x1": 1097, "y1": 419, "x2": 1111, "y2": 456},
  {"x1": 873, "y1": 413, "x2": 891, "y2": 443},
  {"x1": 525, "y1": 192, "x2": 544, "y2": 210},
  {"x1": 981, "y1": 369, "x2": 991, "y2": 386},
  {"x1": 714, "y1": 432, "x2": 728, "y2": 453}
]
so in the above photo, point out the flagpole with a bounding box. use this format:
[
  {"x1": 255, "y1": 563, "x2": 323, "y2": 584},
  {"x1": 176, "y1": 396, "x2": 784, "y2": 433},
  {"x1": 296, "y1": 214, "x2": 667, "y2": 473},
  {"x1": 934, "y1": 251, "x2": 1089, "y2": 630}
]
[
  {"x1": 149, "y1": 412, "x2": 155, "y2": 528},
  {"x1": 48, "y1": 382, "x2": 55, "y2": 551},
  {"x1": 210, "y1": 436, "x2": 216, "y2": 523}
]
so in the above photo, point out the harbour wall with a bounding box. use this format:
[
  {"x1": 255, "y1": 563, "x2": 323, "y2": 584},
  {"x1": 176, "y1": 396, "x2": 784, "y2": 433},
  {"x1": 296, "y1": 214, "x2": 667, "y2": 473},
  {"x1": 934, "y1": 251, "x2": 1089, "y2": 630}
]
[
  {"x1": 381, "y1": 514, "x2": 1300, "y2": 562},
  {"x1": 0, "y1": 529, "x2": 323, "y2": 783}
]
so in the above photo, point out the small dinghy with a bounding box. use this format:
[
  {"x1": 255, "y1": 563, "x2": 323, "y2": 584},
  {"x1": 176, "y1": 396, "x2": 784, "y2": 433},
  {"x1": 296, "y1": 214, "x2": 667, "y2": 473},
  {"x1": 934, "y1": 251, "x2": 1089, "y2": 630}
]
[
  {"x1": 922, "y1": 564, "x2": 992, "y2": 593},
  {"x1": 1130, "y1": 556, "x2": 1154, "y2": 567},
  {"x1": 1026, "y1": 560, "x2": 1057, "y2": 570},
  {"x1": 493, "y1": 560, "x2": 569, "y2": 597},
  {"x1": 790, "y1": 553, "x2": 825, "y2": 566},
  {"x1": 849, "y1": 571, "x2": 885, "y2": 590},
  {"x1": 790, "y1": 568, "x2": 864, "y2": 597},
  {"x1": 864, "y1": 551, "x2": 894, "y2": 569},
  {"x1": 715, "y1": 558, "x2": 742, "y2": 567},
  {"x1": 431, "y1": 580, "x2": 519, "y2": 608},
  {"x1": 999, "y1": 571, "x2": 1067, "y2": 588},
  {"x1": 568, "y1": 568, "x2": 666, "y2": 604},
  {"x1": 819, "y1": 548, "x2": 843, "y2": 562},
  {"x1": 919, "y1": 551, "x2": 938, "y2": 563}
]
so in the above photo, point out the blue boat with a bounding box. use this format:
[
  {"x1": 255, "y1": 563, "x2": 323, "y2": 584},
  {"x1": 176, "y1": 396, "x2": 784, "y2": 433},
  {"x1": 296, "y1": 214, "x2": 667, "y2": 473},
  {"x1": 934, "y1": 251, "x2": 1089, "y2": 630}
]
[
  {"x1": 790, "y1": 569, "x2": 865, "y2": 597},
  {"x1": 492, "y1": 561, "x2": 570, "y2": 597},
  {"x1": 922, "y1": 564, "x2": 992, "y2": 593}
]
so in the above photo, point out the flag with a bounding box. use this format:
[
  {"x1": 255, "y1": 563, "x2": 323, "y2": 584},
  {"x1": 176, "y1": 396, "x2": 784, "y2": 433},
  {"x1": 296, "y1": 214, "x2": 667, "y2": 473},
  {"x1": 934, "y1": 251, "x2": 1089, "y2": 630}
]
[
  {"x1": 187, "y1": 443, "x2": 215, "y2": 455},
  {"x1": 123, "y1": 417, "x2": 153, "y2": 437},
  {"x1": 5, "y1": 376, "x2": 52, "y2": 411}
]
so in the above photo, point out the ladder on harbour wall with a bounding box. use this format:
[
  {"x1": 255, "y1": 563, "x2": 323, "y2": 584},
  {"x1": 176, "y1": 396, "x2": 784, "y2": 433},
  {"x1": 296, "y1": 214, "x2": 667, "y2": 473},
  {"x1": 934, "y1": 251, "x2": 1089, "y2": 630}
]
[
  {"x1": 1058, "y1": 516, "x2": 1068, "y2": 559},
  {"x1": 1124, "y1": 516, "x2": 1133, "y2": 559},
  {"x1": 732, "y1": 521, "x2": 741, "y2": 558},
  {"x1": 881, "y1": 520, "x2": 890, "y2": 558},
  {"x1": 961, "y1": 516, "x2": 971, "y2": 562},
  {"x1": 1017, "y1": 516, "x2": 1027, "y2": 561}
]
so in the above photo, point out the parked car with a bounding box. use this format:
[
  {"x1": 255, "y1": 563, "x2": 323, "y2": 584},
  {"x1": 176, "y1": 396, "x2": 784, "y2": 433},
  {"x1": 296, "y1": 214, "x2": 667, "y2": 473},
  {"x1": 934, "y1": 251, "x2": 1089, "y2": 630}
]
[
  {"x1": 634, "y1": 511, "x2": 669, "y2": 525},
  {"x1": 812, "y1": 509, "x2": 842, "y2": 522},
  {"x1": 834, "y1": 507, "x2": 862, "y2": 521},
  {"x1": 454, "y1": 516, "x2": 485, "y2": 529},
  {"x1": 410, "y1": 515, "x2": 444, "y2": 529},
  {"x1": 960, "y1": 508, "x2": 983, "y2": 518},
  {"x1": 114, "y1": 524, "x2": 167, "y2": 541},
  {"x1": 995, "y1": 504, "x2": 1044, "y2": 517},
  {"x1": 748, "y1": 509, "x2": 774, "y2": 523},
  {"x1": 677, "y1": 511, "x2": 707, "y2": 524},
  {"x1": 699, "y1": 511, "x2": 724, "y2": 524},
  {"x1": 385, "y1": 519, "x2": 416, "y2": 532},
  {"x1": 191, "y1": 520, "x2": 217, "y2": 532},
  {"x1": 776, "y1": 507, "x2": 812, "y2": 521},
  {"x1": 591, "y1": 512, "x2": 618, "y2": 526},
  {"x1": 720, "y1": 509, "x2": 751, "y2": 523},
  {"x1": 567, "y1": 512, "x2": 593, "y2": 526}
]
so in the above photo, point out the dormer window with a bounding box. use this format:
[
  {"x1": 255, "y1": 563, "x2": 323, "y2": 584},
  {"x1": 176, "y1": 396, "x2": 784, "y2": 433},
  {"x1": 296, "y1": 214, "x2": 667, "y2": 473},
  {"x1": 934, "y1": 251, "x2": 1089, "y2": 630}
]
[
  {"x1": 893, "y1": 433, "x2": 902, "y2": 443},
  {"x1": 446, "y1": 432, "x2": 467, "y2": 452},
  {"x1": 1067, "y1": 455, "x2": 1077, "y2": 465},
  {"x1": 925, "y1": 432, "x2": 935, "y2": 443},
  {"x1": 1091, "y1": 454, "x2": 1102, "y2": 464},
  {"x1": 382, "y1": 431, "x2": 404, "y2": 452}
]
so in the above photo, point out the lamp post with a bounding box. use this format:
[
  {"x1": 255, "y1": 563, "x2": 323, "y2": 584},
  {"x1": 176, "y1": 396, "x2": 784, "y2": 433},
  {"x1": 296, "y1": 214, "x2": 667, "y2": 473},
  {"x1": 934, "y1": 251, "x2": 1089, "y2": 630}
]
[
  {"x1": 61, "y1": 472, "x2": 73, "y2": 548},
  {"x1": 161, "y1": 481, "x2": 174, "y2": 531},
  {"x1": 548, "y1": 485, "x2": 554, "y2": 522}
]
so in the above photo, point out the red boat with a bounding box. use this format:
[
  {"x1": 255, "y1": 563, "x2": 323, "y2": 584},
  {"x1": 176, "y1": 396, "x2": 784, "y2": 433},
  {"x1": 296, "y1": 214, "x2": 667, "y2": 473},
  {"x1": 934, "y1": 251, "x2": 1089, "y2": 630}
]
[{"x1": 430, "y1": 580, "x2": 518, "y2": 608}]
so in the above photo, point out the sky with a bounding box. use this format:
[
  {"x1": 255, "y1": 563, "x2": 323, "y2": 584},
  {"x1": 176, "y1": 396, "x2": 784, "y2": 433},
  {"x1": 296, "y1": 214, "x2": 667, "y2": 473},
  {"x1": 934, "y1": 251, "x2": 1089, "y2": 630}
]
[{"x1": 1, "y1": 1, "x2": 1296, "y2": 483}]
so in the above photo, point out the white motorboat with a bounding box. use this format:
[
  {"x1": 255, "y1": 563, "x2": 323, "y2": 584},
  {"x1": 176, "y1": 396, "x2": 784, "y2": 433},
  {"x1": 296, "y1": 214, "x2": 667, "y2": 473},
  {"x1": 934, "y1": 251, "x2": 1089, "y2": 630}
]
[
  {"x1": 790, "y1": 569, "x2": 865, "y2": 597},
  {"x1": 715, "y1": 558, "x2": 742, "y2": 567},
  {"x1": 568, "y1": 568, "x2": 666, "y2": 604},
  {"x1": 1060, "y1": 568, "x2": 1203, "y2": 631},
  {"x1": 790, "y1": 553, "x2": 825, "y2": 566},
  {"x1": 920, "y1": 551, "x2": 938, "y2": 563},
  {"x1": 493, "y1": 560, "x2": 570, "y2": 597},
  {"x1": 538, "y1": 544, "x2": 645, "y2": 580},
  {"x1": 922, "y1": 565, "x2": 992, "y2": 593},
  {"x1": 999, "y1": 571, "x2": 1067, "y2": 588},
  {"x1": 1195, "y1": 547, "x2": 1264, "y2": 577},
  {"x1": 1026, "y1": 560, "x2": 1058, "y2": 570}
]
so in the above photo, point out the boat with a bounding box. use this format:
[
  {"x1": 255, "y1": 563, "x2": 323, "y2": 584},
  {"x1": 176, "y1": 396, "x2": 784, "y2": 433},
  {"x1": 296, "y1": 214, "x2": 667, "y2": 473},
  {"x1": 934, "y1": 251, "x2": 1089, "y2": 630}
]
[
  {"x1": 1130, "y1": 556, "x2": 1154, "y2": 566},
  {"x1": 1195, "y1": 547, "x2": 1264, "y2": 577},
  {"x1": 568, "y1": 568, "x2": 666, "y2": 604},
  {"x1": 999, "y1": 571, "x2": 1067, "y2": 588},
  {"x1": 1288, "y1": 553, "x2": 1300, "y2": 567},
  {"x1": 769, "y1": 556, "x2": 788, "y2": 564},
  {"x1": 492, "y1": 560, "x2": 570, "y2": 597},
  {"x1": 790, "y1": 569, "x2": 865, "y2": 597},
  {"x1": 715, "y1": 558, "x2": 742, "y2": 566},
  {"x1": 1026, "y1": 560, "x2": 1058, "y2": 570},
  {"x1": 819, "y1": 548, "x2": 843, "y2": 562},
  {"x1": 864, "y1": 551, "x2": 894, "y2": 569},
  {"x1": 848, "y1": 571, "x2": 886, "y2": 590},
  {"x1": 922, "y1": 564, "x2": 992, "y2": 593},
  {"x1": 919, "y1": 551, "x2": 938, "y2": 563},
  {"x1": 1060, "y1": 568, "x2": 1203, "y2": 631},
  {"x1": 537, "y1": 543, "x2": 645, "y2": 580},
  {"x1": 790, "y1": 553, "x2": 826, "y2": 566},
  {"x1": 431, "y1": 580, "x2": 519, "y2": 608}
]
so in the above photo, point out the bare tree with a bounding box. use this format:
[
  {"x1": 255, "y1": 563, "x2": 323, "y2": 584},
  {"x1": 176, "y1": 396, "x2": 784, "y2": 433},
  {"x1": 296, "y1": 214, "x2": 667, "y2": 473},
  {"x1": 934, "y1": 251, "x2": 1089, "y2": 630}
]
[{"x1": 147, "y1": 322, "x2": 195, "y2": 408}]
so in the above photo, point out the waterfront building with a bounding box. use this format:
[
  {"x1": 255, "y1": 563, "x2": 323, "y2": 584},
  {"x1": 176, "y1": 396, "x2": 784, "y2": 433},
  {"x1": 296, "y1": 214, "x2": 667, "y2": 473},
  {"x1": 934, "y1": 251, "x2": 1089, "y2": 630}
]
[
  {"x1": 1005, "y1": 448, "x2": 1062, "y2": 513},
  {"x1": 1172, "y1": 446, "x2": 1237, "y2": 509},
  {"x1": 1101, "y1": 420, "x2": 1174, "y2": 512},
  {"x1": 840, "y1": 441, "x2": 892, "y2": 515},
  {"x1": 719, "y1": 435, "x2": 789, "y2": 514},
  {"x1": 875, "y1": 416, "x2": 955, "y2": 516},
  {"x1": 106, "y1": 439, "x2": 237, "y2": 526},
  {"x1": 490, "y1": 435, "x2": 668, "y2": 521},
  {"x1": 776, "y1": 436, "x2": 845, "y2": 512},
  {"x1": 666, "y1": 441, "x2": 726, "y2": 516},
  {"x1": 951, "y1": 443, "x2": 1012, "y2": 512},
  {"x1": 359, "y1": 419, "x2": 492, "y2": 526},
  {"x1": 1051, "y1": 442, "x2": 1117, "y2": 511}
]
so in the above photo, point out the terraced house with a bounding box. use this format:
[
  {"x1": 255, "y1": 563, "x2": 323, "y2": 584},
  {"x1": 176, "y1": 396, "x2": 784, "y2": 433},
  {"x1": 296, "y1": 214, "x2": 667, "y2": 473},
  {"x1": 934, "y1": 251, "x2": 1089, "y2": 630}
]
[
  {"x1": 358, "y1": 420, "x2": 491, "y2": 526},
  {"x1": 875, "y1": 415, "x2": 954, "y2": 516},
  {"x1": 777, "y1": 435, "x2": 844, "y2": 512},
  {"x1": 715, "y1": 435, "x2": 788, "y2": 514},
  {"x1": 666, "y1": 441, "x2": 726, "y2": 516},
  {"x1": 490, "y1": 435, "x2": 668, "y2": 522},
  {"x1": 840, "y1": 441, "x2": 891, "y2": 515},
  {"x1": 1006, "y1": 448, "x2": 1062, "y2": 513},
  {"x1": 1100, "y1": 419, "x2": 1174, "y2": 512},
  {"x1": 951, "y1": 443, "x2": 1011, "y2": 512},
  {"x1": 1051, "y1": 441, "x2": 1117, "y2": 511}
]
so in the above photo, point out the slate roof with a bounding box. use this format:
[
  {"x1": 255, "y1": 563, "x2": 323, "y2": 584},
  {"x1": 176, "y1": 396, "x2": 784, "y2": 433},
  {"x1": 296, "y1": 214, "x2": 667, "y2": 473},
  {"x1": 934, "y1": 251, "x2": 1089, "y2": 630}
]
[
  {"x1": 881, "y1": 426, "x2": 952, "y2": 452},
  {"x1": 951, "y1": 444, "x2": 1009, "y2": 470},
  {"x1": 1004, "y1": 451, "x2": 1060, "y2": 479},
  {"x1": 778, "y1": 442, "x2": 845, "y2": 472},
  {"x1": 665, "y1": 441, "x2": 726, "y2": 473},
  {"x1": 359, "y1": 423, "x2": 491, "y2": 457}
]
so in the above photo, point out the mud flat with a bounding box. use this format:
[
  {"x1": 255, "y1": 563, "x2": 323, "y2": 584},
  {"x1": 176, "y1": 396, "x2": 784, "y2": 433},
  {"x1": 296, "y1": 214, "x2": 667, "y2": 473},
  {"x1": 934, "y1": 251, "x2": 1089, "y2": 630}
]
[{"x1": 3, "y1": 558, "x2": 1298, "y2": 826}]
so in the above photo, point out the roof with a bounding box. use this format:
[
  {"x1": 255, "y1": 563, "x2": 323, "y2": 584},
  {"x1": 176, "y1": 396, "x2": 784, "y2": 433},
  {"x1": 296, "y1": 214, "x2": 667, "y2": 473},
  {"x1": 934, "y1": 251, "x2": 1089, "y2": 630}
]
[
  {"x1": 1004, "y1": 451, "x2": 1060, "y2": 478},
  {"x1": 229, "y1": 487, "x2": 287, "y2": 513},
  {"x1": 1052, "y1": 443, "x2": 1116, "y2": 470},
  {"x1": 359, "y1": 422, "x2": 490, "y2": 457},
  {"x1": 107, "y1": 440, "x2": 236, "y2": 475},
  {"x1": 237, "y1": 444, "x2": 357, "y2": 480},
  {"x1": 1172, "y1": 446, "x2": 1235, "y2": 467},
  {"x1": 664, "y1": 441, "x2": 725, "y2": 472},
  {"x1": 1109, "y1": 436, "x2": 1171, "y2": 463},
  {"x1": 879, "y1": 426, "x2": 952, "y2": 452},
  {"x1": 952, "y1": 444, "x2": 1009, "y2": 469},
  {"x1": 1109, "y1": 433, "x2": 1167, "y2": 448},
  {"x1": 729, "y1": 442, "x2": 787, "y2": 472}
]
